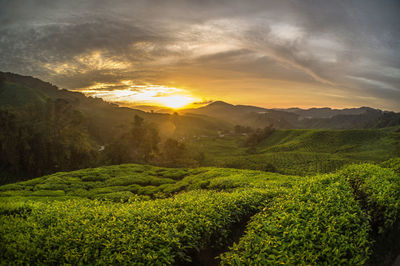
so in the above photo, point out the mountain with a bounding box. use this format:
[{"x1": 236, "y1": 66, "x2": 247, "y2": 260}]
[
  {"x1": 1, "y1": 72, "x2": 398, "y2": 135},
  {"x1": 181, "y1": 101, "x2": 400, "y2": 129},
  {"x1": 128, "y1": 105, "x2": 175, "y2": 114},
  {"x1": 181, "y1": 101, "x2": 298, "y2": 128},
  {"x1": 280, "y1": 107, "x2": 374, "y2": 119},
  {"x1": 0, "y1": 72, "x2": 230, "y2": 142}
]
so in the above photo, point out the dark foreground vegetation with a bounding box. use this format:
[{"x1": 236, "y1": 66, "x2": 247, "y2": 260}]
[
  {"x1": 0, "y1": 101, "x2": 204, "y2": 184},
  {"x1": 0, "y1": 158, "x2": 399, "y2": 265}
]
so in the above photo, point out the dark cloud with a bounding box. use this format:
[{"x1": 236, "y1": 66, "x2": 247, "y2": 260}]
[{"x1": 0, "y1": 0, "x2": 399, "y2": 110}]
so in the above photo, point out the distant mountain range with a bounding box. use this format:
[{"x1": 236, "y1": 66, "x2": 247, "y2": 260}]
[
  {"x1": 1, "y1": 72, "x2": 399, "y2": 133},
  {"x1": 180, "y1": 101, "x2": 400, "y2": 129}
]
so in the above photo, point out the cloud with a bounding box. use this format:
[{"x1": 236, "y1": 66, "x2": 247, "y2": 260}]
[{"x1": 0, "y1": 0, "x2": 399, "y2": 110}]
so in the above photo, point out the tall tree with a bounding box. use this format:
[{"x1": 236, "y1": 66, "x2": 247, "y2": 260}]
[{"x1": 105, "y1": 115, "x2": 160, "y2": 164}]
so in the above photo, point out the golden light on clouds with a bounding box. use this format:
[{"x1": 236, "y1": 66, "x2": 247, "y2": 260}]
[{"x1": 78, "y1": 84, "x2": 201, "y2": 109}]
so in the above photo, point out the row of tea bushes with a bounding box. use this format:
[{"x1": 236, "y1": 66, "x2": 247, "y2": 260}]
[
  {"x1": 220, "y1": 175, "x2": 371, "y2": 265},
  {"x1": 0, "y1": 189, "x2": 271, "y2": 265},
  {"x1": 340, "y1": 163, "x2": 400, "y2": 234}
]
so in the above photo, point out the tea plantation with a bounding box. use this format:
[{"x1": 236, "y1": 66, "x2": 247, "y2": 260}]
[
  {"x1": 0, "y1": 158, "x2": 399, "y2": 265},
  {"x1": 188, "y1": 127, "x2": 400, "y2": 176}
]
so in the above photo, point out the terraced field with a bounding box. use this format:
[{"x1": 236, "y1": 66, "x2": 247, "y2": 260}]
[
  {"x1": 188, "y1": 127, "x2": 400, "y2": 175},
  {"x1": 1, "y1": 158, "x2": 399, "y2": 264}
]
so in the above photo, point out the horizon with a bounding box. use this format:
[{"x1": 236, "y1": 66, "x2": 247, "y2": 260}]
[
  {"x1": 1, "y1": 1, "x2": 399, "y2": 111},
  {"x1": 123, "y1": 99, "x2": 393, "y2": 113},
  {"x1": 1, "y1": 70, "x2": 399, "y2": 113}
]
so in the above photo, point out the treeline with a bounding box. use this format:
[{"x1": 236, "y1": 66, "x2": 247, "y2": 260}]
[
  {"x1": 104, "y1": 115, "x2": 203, "y2": 168},
  {"x1": 0, "y1": 99, "x2": 203, "y2": 184},
  {"x1": 233, "y1": 124, "x2": 276, "y2": 154},
  {"x1": 243, "y1": 125, "x2": 275, "y2": 148},
  {"x1": 0, "y1": 99, "x2": 97, "y2": 183}
]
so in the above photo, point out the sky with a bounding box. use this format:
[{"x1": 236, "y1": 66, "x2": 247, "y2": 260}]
[{"x1": 0, "y1": 0, "x2": 399, "y2": 111}]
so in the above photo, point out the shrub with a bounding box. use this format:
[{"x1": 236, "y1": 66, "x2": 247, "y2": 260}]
[
  {"x1": 340, "y1": 164, "x2": 400, "y2": 234},
  {"x1": 220, "y1": 175, "x2": 371, "y2": 265},
  {"x1": 380, "y1": 157, "x2": 400, "y2": 174},
  {"x1": 0, "y1": 190, "x2": 270, "y2": 265}
]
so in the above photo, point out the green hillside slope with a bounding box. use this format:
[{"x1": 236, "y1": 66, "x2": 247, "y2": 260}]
[
  {"x1": 0, "y1": 160, "x2": 399, "y2": 264},
  {"x1": 0, "y1": 164, "x2": 298, "y2": 201},
  {"x1": 0, "y1": 82, "x2": 49, "y2": 106},
  {"x1": 187, "y1": 127, "x2": 400, "y2": 175}
]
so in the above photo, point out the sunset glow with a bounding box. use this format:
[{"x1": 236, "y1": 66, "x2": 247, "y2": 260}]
[
  {"x1": 78, "y1": 84, "x2": 200, "y2": 109},
  {"x1": 1, "y1": 0, "x2": 399, "y2": 111}
]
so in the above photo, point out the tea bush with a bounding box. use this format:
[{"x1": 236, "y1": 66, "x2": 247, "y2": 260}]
[
  {"x1": 220, "y1": 175, "x2": 371, "y2": 265},
  {"x1": 340, "y1": 163, "x2": 400, "y2": 234},
  {"x1": 0, "y1": 189, "x2": 271, "y2": 265}
]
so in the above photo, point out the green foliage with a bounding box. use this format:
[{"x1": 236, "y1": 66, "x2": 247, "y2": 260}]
[
  {"x1": 0, "y1": 164, "x2": 297, "y2": 201},
  {"x1": 243, "y1": 125, "x2": 275, "y2": 148},
  {"x1": 104, "y1": 115, "x2": 161, "y2": 165},
  {"x1": 220, "y1": 175, "x2": 371, "y2": 265},
  {"x1": 339, "y1": 163, "x2": 400, "y2": 234},
  {"x1": 188, "y1": 127, "x2": 400, "y2": 175},
  {"x1": 217, "y1": 152, "x2": 349, "y2": 176},
  {"x1": 92, "y1": 191, "x2": 146, "y2": 202},
  {"x1": 156, "y1": 168, "x2": 188, "y2": 180},
  {"x1": 0, "y1": 200, "x2": 33, "y2": 215},
  {"x1": 0, "y1": 190, "x2": 269, "y2": 265},
  {"x1": 234, "y1": 125, "x2": 254, "y2": 135},
  {"x1": 159, "y1": 138, "x2": 201, "y2": 167},
  {"x1": 0, "y1": 100, "x2": 98, "y2": 184},
  {"x1": 1, "y1": 160, "x2": 399, "y2": 264},
  {"x1": 380, "y1": 157, "x2": 400, "y2": 174}
]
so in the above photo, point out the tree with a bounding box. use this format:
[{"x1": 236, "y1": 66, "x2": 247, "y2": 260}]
[
  {"x1": 244, "y1": 125, "x2": 275, "y2": 149},
  {"x1": 162, "y1": 138, "x2": 186, "y2": 163},
  {"x1": 105, "y1": 115, "x2": 160, "y2": 164},
  {"x1": 0, "y1": 99, "x2": 98, "y2": 184},
  {"x1": 234, "y1": 125, "x2": 253, "y2": 135},
  {"x1": 160, "y1": 138, "x2": 201, "y2": 167}
]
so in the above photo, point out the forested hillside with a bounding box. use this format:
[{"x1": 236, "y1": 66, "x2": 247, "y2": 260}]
[{"x1": 0, "y1": 72, "x2": 226, "y2": 183}]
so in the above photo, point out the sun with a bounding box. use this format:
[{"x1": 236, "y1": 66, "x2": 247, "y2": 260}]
[
  {"x1": 157, "y1": 95, "x2": 197, "y2": 109},
  {"x1": 77, "y1": 83, "x2": 200, "y2": 109}
]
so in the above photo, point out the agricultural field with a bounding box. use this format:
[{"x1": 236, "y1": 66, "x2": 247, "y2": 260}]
[
  {"x1": 187, "y1": 127, "x2": 400, "y2": 176},
  {"x1": 1, "y1": 158, "x2": 399, "y2": 265},
  {"x1": 0, "y1": 164, "x2": 300, "y2": 201}
]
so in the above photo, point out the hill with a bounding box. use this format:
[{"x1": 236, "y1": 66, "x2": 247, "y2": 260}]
[
  {"x1": 0, "y1": 159, "x2": 399, "y2": 264},
  {"x1": 0, "y1": 72, "x2": 233, "y2": 183},
  {"x1": 0, "y1": 72, "x2": 230, "y2": 142},
  {"x1": 181, "y1": 101, "x2": 400, "y2": 129},
  {"x1": 281, "y1": 106, "x2": 375, "y2": 118},
  {"x1": 187, "y1": 126, "x2": 400, "y2": 175},
  {"x1": 0, "y1": 164, "x2": 297, "y2": 201}
]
